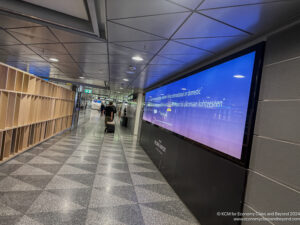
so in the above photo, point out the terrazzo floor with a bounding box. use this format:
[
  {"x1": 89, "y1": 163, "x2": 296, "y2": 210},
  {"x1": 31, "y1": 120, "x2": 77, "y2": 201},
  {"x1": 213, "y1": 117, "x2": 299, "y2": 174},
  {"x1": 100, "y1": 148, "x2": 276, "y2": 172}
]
[{"x1": 0, "y1": 110, "x2": 199, "y2": 225}]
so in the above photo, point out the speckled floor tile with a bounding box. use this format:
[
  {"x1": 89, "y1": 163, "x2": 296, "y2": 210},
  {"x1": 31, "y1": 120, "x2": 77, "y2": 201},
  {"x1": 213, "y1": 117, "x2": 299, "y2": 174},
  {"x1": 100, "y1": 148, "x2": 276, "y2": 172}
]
[
  {"x1": 28, "y1": 209, "x2": 88, "y2": 225},
  {"x1": 27, "y1": 191, "x2": 84, "y2": 213},
  {"x1": 0, "y1": 190, "x2": 42, "y2": 213},
  {"x1": 0, "y1": 110, "x2": 199, "y2": 225}
]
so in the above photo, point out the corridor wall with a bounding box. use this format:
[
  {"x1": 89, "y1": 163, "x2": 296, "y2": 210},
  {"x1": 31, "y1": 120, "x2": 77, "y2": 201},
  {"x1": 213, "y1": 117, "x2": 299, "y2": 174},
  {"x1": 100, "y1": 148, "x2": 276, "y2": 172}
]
[
  {"x1": 242, "y1": 23, "x2": 300, "y2": 225},
  {"x1": 0, "y1": 62, "x2": 75, "y2": 163},
  {"x1": 140, "y1": 22, "x2": 300, "y2": 225}
]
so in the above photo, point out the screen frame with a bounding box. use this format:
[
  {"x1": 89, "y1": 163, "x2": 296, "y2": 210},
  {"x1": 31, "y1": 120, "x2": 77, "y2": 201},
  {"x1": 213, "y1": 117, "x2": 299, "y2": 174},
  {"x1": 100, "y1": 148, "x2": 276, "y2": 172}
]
[{"x1": 142, "y1": 43, "x2": 265, "y2": 167}]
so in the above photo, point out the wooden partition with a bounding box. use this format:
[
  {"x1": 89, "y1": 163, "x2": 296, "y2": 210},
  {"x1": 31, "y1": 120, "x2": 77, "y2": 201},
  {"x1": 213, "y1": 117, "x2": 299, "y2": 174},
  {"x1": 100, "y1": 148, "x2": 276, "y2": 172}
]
[{"x1": 0, "y1": 62, "x2": 75, "y2": 163}]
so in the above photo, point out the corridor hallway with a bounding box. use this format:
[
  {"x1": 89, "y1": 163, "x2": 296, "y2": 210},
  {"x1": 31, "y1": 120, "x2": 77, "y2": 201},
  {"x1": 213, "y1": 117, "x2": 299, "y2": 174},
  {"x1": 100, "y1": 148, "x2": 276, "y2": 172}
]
[{"x1": 0, "y1": 110, "x2": 199, "y2": 225}]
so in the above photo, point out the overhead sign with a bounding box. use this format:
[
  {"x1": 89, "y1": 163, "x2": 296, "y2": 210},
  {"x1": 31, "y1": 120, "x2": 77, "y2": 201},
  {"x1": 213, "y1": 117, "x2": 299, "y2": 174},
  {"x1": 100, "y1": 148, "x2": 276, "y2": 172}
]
[{"x1": 84, "y1": 89, "x2": 92, "y2": 94}]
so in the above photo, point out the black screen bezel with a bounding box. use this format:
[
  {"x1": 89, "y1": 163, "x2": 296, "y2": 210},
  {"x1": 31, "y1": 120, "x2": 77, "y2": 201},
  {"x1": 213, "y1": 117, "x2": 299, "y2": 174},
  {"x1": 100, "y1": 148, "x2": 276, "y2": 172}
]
[{"x1": 142, "y1": 43, "x2": 265, "y2": 167}]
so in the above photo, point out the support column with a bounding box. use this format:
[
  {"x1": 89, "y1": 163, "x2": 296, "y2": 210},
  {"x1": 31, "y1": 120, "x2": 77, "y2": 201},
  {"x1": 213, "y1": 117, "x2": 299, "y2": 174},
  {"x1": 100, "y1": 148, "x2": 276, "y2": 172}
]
[{"x1": 133, "y1": 92, "x2": 143, "y2": 137}]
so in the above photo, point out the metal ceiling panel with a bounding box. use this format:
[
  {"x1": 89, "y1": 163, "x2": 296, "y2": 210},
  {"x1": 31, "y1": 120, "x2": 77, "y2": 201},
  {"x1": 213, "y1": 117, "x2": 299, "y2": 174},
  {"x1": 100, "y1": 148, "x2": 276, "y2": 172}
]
[
  {"x1": 0, "y1": 44, "x2": 35, "y2": 54},
  {"x1": 200, "y1": 1, "x2": 300, "y2": 34},
  {"x1": 64, "y1": 42, "x2": 107, "y2": 54},
  {"x1": 48, "y1": 66, "x2": 62, "y2": 74},
  {"x1": 198, "y1": 0, "x2": 276, "y2": 10},
  {"x1": 52, "y1": 77, "x2": 106, "y2": 87},
  {"x1": 0, "y1": 54, "x2": 45, "y2": 62},
  {"x1": 78, "y1": 63, "x2": 108, "y2": 73},
  {"x1": 50, "y1": 71, "x2": 81, "y2": 78},
  {"x1": 7, "y1": 27, "x2": 59, "y2": 44},
  {"x1": 108, "y1": 43, "x2": 155, "y2": 57},
  {"x1": 50, "y1": 27, "x2": 103, "y2": 43},
  {"x1": 107, "y1": 0, "x2": 188, "y2": 19},
  {"x1": 110, "y1": 75, "x2": 135, "y2": 82},
  {"x1": 51, "y1": 62, "x2": 81, "y2": 73},
  {"x1": 23, "y1": 0, "x2": 89, "y2": 20},
  {"x1": 28, "y1": 43, "x2": 69, "y2": 55},
  {"x1": 0, "y1": 30, "x2": 20, "y2": 45},
  {"x1": 173, "y1": 13, "x2": 248, "y2": 38},
  {"x1": 109, "y1": 54, "x2": 152, "y2": 65},
  {"x1": 113, "y1": 40, "x2": 167, "y2": 54},
  {"x1": 168, "y1": 0, "x2": 203, "y2": 10},
  {"x1": 159, "y1": 53, "x2": 211, "y2": 64},
  {"x1": 150, "y1": 55, "x2": 184, "y2": 64},
  {"x1": 107, "y1": 22, "x2": 164, "y2": 42},
  {"x1": 0, "y1": 0, "x2": 298, "y2": 90},
  {"x1": 111, "y1": 76, "x2": 134, "y2": 83},
  {"x1": 159, "y1": 41, "x2": 213, "y2": 55},
  {"x1": 110, "y1": 63, "x2": 146, "y2": 74},
  {"x1": 79, "y1": 79, "x2": 105, "y2": 87},
  {"x1": 72, "y1": 54, "x2": 108, "y2": 63},
  {"x1": 0, "y1": 14, "x2": 41, "y2": 28},
  {"x1": 50, "y1": 74, "x2": 77, "y2": 79},
  {"x1": 112, "y1": 12, "x2": 190, "y2": 38},
  {"x1": 132, "y1": 75, "x2": 147, "y2": 89},
  {"x1": 144, "y1": 64, "x2": 183, "y2": 74},
  {"x1": 83, "y1": 73, "x2": 109, "y2": 80},
  {"x1": 110, "y1": 77, "x2": 132, "y2": 82},
  {"x1": 44, "y1": 54, "x2": 74, "y2": 63},
  {"x1": 109, "y1": 63, "x2": 138, "y2": 72},
  {"x1": 176, "y1": 36, "x2": 248, "y2": 53}
]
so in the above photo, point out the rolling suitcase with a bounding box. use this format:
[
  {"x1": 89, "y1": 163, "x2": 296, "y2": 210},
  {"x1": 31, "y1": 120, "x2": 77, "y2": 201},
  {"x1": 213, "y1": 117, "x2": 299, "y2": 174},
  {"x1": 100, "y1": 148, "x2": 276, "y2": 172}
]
[{"x1": 106, "y1": 121, "x2": 115, "y2": 133}]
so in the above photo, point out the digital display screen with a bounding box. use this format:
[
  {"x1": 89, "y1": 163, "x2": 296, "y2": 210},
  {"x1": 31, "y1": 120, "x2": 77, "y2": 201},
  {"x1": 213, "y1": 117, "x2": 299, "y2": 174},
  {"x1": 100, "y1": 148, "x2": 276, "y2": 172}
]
[
  {"x1": 143, "y1": 52, "x2": 256, "y2": 159},
  {"x1": 93, "y1": 100, "x2": 101, "y2": 103}
]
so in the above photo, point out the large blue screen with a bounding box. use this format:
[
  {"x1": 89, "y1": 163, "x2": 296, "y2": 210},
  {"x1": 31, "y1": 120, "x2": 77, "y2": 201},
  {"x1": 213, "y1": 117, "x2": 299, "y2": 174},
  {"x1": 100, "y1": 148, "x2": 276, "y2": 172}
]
[{"x1": 143, "y1": 52, "x2": 256, "y2": 159}]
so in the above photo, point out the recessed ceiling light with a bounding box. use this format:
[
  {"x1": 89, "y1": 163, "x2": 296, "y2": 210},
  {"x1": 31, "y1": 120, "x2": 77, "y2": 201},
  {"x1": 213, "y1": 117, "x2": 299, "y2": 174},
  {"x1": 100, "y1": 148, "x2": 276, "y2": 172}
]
[
  {"x1": 120, "y1": 87, "x2": 124, "y2": 89},
  {"x1": 126, "y1": 71, "x2": 135, "y2": 74},
  {"x1": 49, "y1": 58, "x2": 59, "y2": 62},
  {"x1": 181, "y1": 88, "x2": 187, "y2": 91},
  {"x1": 233, "y1": 74, "x2": 245, "y2": 78},
  {"x1": 123, "y1": 78, "x2": 129, "y2": 81},
  {"x1": 132, "y1": 56, "x2": 143, "y2": 62},
  {"x1": 79, "y1": 76, "x2": 84, "y2": 79},
  {"x1": 129, "y1": 65, "x2": 136, "y2": 71}
]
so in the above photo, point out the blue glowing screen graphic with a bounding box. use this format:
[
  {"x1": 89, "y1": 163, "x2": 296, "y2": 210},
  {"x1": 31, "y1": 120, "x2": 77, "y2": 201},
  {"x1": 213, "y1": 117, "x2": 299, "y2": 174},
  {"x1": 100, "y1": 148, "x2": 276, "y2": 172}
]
[{"x1": 143, "y1": 52, "x2": 256, "y2": 159}]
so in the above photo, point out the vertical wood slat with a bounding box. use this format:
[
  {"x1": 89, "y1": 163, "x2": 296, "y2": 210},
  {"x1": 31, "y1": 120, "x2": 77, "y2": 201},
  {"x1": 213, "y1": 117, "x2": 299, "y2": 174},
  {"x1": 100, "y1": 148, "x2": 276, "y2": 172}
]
[
  {"x1": 3, "y1": 130, "x2": 12, "y2": 158},
  {"x1": 15, "y1": 71, "x2": 23, "y2": 92},
  {"x1": 0, "y1": 132, "x2": 3, "y2": 161},
  {"x1": 6, "y1": 93, "x2": 16, "y2": 128},
  {"x1": 0, "y1": 65, "x2": 8, "y2": 89},
  {"x1": 0, "y1": 92, "x2": 8, "y2": 129},
  {"x1": 6, "y1": 68, "x2": 16, "y2": 91}
]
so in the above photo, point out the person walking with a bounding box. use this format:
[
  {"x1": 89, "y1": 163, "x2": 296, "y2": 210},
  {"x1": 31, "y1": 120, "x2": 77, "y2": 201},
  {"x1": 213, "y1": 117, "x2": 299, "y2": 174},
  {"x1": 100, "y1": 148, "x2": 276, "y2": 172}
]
[
  {"x1": 100, "y1": 103, "x2": 105, "y2": 116},
  {"x1": 104, "y1": 101, "x2": 116, "y2": 127}
]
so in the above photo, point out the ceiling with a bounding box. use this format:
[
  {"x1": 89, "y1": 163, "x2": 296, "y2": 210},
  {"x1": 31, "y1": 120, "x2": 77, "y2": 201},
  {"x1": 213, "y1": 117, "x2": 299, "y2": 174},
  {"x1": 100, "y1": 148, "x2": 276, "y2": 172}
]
[
  {"x1": 23, "y1": 0, "x2": 89, "y2": 20},
  {"x1": 0, "y1": 0, "x2": 299, "y2": 92}
]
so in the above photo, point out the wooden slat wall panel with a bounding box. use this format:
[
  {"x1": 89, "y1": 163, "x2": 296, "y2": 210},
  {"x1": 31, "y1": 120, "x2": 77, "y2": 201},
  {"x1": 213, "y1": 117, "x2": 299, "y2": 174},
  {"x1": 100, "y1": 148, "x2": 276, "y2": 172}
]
[{"x1": 0, "y1": 62, "x2": 75, "y2": 163}]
